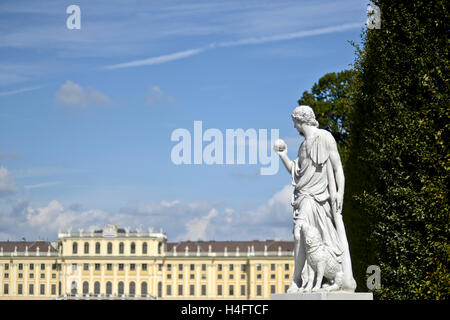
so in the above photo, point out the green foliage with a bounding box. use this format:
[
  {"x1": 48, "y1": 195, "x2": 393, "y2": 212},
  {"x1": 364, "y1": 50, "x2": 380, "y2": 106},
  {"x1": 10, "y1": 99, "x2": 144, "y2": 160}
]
[
  {"x1": 345, "y1": 0, "x2": 449, "y2": 299},
  {"x1": 298, "y1": 70, "x2": 355, "y2": 165}
]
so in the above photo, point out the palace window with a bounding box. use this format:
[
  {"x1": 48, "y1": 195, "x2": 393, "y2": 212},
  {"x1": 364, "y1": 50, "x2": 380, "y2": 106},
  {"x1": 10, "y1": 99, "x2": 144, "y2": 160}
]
[
  {"x1": 178, "y1": 264, "x2": 183, "y2": 271},
  {"x1": 256, "y1": 264, "x2": 262, "y2": 271},
  {"x1": 229, "y1": 264, "x2": 234, "y2": 271},
  {"x1": 107, "y1": 264, "x2": 112, "y2": 271},
  {"x1": 166, "y1": 284, "x2": 172, "y2": 296},
  {"x1": 118, "y1": 282, "x2": 124, "y2": 295},
  {"x1": 94, "y1": 281, "x2": 100, "y2": 295},
  {"x1": 201, "y1": 284, "x2": 206, "y2": 296},
  {"x1": 29, "y1": 284, "x2": 34, "y2": 295},
  {"x1": 256, "y1": 285, "x2": 262, "y2": 296},
  {"x1": 130, "y1": 264, "x2": 136, "y2": 271},
  {"x1": 18, "y1": 263, "x2": 23, "y2": 270},
  {"x1": 41, "y1": 263, "x2": 45, "y2": 270},
  {"x1": 40, "y1": 284, "x2": 45, "y2": 295},
  {"x1": 95, "y1": 242, "x2": 101, "y2": 254},
  {"x1": 202, "y1": 264, "x2": 206, "y2": 271},
  {"x1": 241, "y1": 264, "x2": 246, "y2": 272},
  {"x1": 178, "y1": 284, "x2": 183, "y2": 296},
  {"x1": 217, "y1": 284, "x2": 222, "y2": 295},
  {"x1": 18, "y1": 273, "x2": 23, "y2": 278},
  {"x1": 271, "y1": 285, "x2": 276, "y2": 294},
  {"x1": 142, "y1": 264, "x2": 147, "y2": 271},
  {"x1": 270, "y1": 274, "x2": 276, "y2": 279},
  {"x1": 95, "y1": 263, "x2": 100, "y2": 271},
  {"x1": 190, "y1": 264, "x2": 195, "y2": 271},
  {"x1": 157, "y1": 282, "x2": 162, "y2": 297},
  {"x1": 167, "y1": 264, "x2": 172, "y2": 271},
  {"x1": 142, "y1": 242, "x2": 148, "y2": 254},
  {"x1": 141, "y1": 282, "x2": 148, "y2": 296},
  {"x1": 190, "y1": 284, "x2": 195, "y2": 296},
  {"x1": 18, "y1": 284, "x2": 23, "y2": 295},
  {"x1": 106, "y1": 282, "x2": 112, "y2": 295},
  {"x1": 241, "y1": 285, "x2": 246, "y2": 296},
  {"x1": 119, "y1": 264, "x2": 124, "y2": 271},
  {"x1": 72, "y1": 242, "x2": 78, "y2": 254},
  {"x1": 30, "y1": 263, "x2": 34, "y2": 270},
  {"x1": 131, "y1": 242, "x2": 136, "y2": 254},
  {"x1": 107, "y1": 242, "x2": 113, "y2": 254},
  {"x1": 229, "y1": 285, "x2": 234, "y2": 296},
  {"x1": 271, "y1": 264, "x2": 276, "y2": 271},
  {"x1": 84, "y1": 242, "x2": 89, "y2": 254},
  {"x1": 130, "y1": 281, "x2": 137, "y2": 296},
  {"x1": 217, "y1": 264, "x2": 222, "y2": 271},
  {"x1": 29, "y1": 273, "x2": 34, "y2": 278},
  {"x1": 284, "y1": 263, "x2": 289, "y2": 271},
  {"x1": 82, "y1": 281, "x2": 89, "y2": 295},
  {"x1": 51, "y1": 284, "x2": 56, "y2": 295},
  {"x1": 83, "y1": 263, "x2": 89, "y2": 271},
  {"x1": 119, "y1": 242, "x2": 124, "y2": 254},
  {"x1": 3, "y1": 284, "x2": 8, "y2": 295}
]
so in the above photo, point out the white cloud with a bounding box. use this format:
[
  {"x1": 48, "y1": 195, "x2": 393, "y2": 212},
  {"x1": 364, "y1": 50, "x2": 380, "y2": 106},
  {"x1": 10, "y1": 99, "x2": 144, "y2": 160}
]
[
  {"x1": 55, "y1": 80, "x2": 111, "y2": 108},
  {"x1": 146, "y1": 86, "x2": 176, "y2": 105},
  {"x1": 0, "y1": 167, "x2": 16, "y2": 197},
  {"x1": 0, "y1": 185, "x2": 295, "y2": 241},
  {"x1": 182, "y1": 208, "x2": 219, "y2": 241}
]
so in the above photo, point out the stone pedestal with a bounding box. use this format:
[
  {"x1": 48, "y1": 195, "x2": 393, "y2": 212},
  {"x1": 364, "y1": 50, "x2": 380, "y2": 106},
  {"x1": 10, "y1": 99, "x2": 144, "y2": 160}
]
[{"x1": 271, "y1": 292, "x2": 373, "y2": 300}]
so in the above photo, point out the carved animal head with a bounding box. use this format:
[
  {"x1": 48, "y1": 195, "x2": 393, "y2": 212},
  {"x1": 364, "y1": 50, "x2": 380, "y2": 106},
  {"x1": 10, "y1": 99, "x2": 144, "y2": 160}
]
[{"x1": 300, "y1": 223, "x2": 322, "y2": 249}]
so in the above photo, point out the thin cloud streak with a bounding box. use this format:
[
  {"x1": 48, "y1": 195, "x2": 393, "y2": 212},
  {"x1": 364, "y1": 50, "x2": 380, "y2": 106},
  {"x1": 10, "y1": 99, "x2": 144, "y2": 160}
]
[
  {"x1": 0, "y1": 85, "x2": 43, "y2": 97},
  {"x1": 105, "y1": 48, "x2": 205, "y2": 70},
  {"x1": 105, "y1": 22, "x2": 362, "y2": 70},
  {"x1": 23, "y1": 181, "x2": 62, "y2": 189}
]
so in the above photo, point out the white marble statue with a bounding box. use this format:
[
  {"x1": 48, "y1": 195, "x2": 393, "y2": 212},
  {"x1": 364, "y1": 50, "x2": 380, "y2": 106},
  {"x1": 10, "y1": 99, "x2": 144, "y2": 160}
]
[{"x1": 274, "y1": 105, "x2": 356, "y2": 293}]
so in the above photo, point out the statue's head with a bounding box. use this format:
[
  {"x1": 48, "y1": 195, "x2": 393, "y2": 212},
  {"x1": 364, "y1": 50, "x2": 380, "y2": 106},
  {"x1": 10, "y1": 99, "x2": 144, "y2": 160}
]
[{"x1": 291, "y1": 105, "x2": 319, "y2": 127}]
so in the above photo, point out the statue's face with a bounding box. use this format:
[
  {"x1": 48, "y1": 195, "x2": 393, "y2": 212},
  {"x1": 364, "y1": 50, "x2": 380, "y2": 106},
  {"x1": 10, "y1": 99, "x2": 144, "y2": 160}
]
[{"x1": 293, "y1": 119, "x2": 304, "y2": 134}]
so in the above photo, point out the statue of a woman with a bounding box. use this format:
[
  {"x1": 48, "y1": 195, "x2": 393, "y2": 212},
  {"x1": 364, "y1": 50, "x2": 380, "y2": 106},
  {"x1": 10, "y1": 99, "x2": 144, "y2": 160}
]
[{"x1": 275, "y1": 105, "x2": 356, "y2": 292}]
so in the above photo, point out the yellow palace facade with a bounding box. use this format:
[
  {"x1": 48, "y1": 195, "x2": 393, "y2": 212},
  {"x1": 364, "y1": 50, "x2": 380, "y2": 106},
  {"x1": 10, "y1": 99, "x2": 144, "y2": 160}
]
[{"x1": 0, "y1": 225, "x2": 294, "y2": 300}]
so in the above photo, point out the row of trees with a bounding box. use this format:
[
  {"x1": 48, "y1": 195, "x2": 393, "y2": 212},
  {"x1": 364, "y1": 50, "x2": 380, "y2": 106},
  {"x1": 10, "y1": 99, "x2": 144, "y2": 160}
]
[{"x1": 297, "y1": 0, "x2": 449, "y2": 299}]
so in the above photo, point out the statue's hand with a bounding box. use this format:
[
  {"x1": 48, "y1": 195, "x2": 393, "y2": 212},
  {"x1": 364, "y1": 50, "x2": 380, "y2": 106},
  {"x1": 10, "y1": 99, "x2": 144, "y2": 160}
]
[
  {"x1": 331, "y1": 193, "x2": 344, "y2": 214},
  {"x1": 275, "y1": 148, "x2": 288, "y2": 158},
  {"x1": 336, "y1": 193, "x2": 344, "y2": 213}
]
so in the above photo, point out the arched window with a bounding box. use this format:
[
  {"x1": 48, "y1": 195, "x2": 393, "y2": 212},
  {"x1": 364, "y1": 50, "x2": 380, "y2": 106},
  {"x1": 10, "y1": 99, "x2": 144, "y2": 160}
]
[
  {"x1": 142, "y1": 242, "x2": 148, "y2": 254},
  {"x1": 95, "y1": 242, "x2": 101, "y2": 254},
  {"x1": 84, "y1": 242, "x2": 89, "y2": 254},
  {"x1": 141, "y1": 282, "x2": 148, "y2": 296},
  {"x1": 106, "y1": 281, "x2": 112, "y2": 295},
  {"x1": 94, "y1": 281, "x2": 100, "y2": 295},
  {"x1": 118, "y1": 281, "x2": 124, "y2": 295},
  {"x1": 119, "y1": 242, "x2": 124, "y2": 254},
  {"x1": 72, "y1": 242, "x2": 78, "y2": 254},
  {"x1": 129, "y1": 281, "x2": 136, "y2": 295},
  {"x1": 71, "y1": 281, "x2": 77, "y2": 295},
  {"x1": 131, "y1": 242, "x2": 136, "y2": 254},
  {"x1": 158, "y1": 242, "x2": 162, "y2": 254},
  {"x1": 107, "y1": 242, "x2": 113, "y2": 254},
  {"x1": 82, "y1": 281, "x2": 89, "y2": 295}
]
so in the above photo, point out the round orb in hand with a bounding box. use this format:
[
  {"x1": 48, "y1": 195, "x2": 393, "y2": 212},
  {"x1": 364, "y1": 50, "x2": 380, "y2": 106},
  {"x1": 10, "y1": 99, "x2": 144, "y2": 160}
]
[{"x1": 273, "y1": 139, "x2": 287, "y2": 152}]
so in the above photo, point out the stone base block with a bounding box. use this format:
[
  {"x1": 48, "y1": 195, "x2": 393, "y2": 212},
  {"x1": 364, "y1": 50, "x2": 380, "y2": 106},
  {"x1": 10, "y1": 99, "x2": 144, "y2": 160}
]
[{"x1": 271, "y1": 292, "x2": 373, "y2": 300}]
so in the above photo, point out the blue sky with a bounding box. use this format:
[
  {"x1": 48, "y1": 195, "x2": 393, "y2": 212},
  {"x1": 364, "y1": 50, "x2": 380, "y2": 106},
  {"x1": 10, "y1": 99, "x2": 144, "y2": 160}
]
[{"x1": 0, "y1": 0, "x2": 368, "y2": 241}]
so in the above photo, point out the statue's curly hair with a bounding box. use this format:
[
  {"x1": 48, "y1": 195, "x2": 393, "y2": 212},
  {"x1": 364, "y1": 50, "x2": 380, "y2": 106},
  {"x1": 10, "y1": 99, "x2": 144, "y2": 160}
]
[{"x1": 291, "y1": 105, "x2": 319, "y2": 127}]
